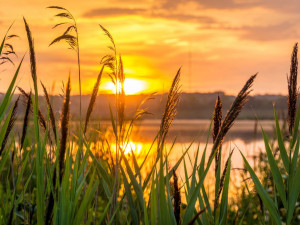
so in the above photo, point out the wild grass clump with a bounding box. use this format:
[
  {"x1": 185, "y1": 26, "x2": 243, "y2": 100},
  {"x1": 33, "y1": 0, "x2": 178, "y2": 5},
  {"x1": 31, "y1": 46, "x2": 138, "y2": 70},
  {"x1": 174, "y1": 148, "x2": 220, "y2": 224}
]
[{"x1": 2, "y1": 6, "x2": 300, "y2": 225}]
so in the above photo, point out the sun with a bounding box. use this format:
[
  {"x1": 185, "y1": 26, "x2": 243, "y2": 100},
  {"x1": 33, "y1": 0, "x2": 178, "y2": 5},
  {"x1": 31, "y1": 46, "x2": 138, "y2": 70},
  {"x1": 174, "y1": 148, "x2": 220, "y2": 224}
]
[{"x1": 102, "y1": 78, "x2": 147, "y2": 95}]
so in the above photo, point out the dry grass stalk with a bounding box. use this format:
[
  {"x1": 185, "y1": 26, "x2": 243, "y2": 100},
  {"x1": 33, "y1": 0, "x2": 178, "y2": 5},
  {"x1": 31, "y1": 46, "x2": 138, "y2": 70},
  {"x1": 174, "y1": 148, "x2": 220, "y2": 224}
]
[
  {"x1": 84, "y1": 65, "x2": 105, "y2": 134},
  {"x1": 172, "y1": 169, "x2": 181, "y2": 225},
  {"x1": 213, "y1": 94, "x2": 222, "y2": 175},
  {"x1": 158, "y1": 68, "x2": 181, "y2": 149},
  {"x1": 18, "y1": 87, "x2": 48, "y2": 136},
  {"x1": 187, "y1": 208, "x2": 206, "y2": 225},
  {"x1": 41, "y1": 82, "x2": 57, "y2": 140},
  {"x1": 288, "y1": 43, "x2": 298, "y2": 134},
  {"x1": 23, "y1": 18, "x2": 37, "y2": 83},
  {"x1": 47, "y1": 6, "x2": 78, "y2": 52},
  {"x1": 209, "y1": 74, "x2": 257, "y2": 160},
  {"x1": 0, "y1": 97, "x2": 19, "y2": 156},
  {"x1": 59, "y1": 75, "x2": 71, "y2": 183},
  {"x1": 0, "y1": 33, "x2": 18, "y2": 66},
  {"x1": 20, "y1": 91, "x2": 32, "y2": 150},
  {"x1": 117, "y1": 56, "x2": 125, "y2": 141},
  {"x1": 232, "y1": 209, "x2": 239, "y2": 225},
  {"x1": 99, "y1": 24, "x2": 121, "y2": 219}
]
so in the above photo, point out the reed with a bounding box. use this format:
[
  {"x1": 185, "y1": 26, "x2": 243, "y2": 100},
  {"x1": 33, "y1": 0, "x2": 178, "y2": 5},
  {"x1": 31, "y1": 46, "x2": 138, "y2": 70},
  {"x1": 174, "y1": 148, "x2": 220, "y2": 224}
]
[
  {"x1": 59, "y1": 75, "x2": 71, "y2": 182},
  {"x1": 41, "y1": 82, "x2": 57, "y2": 140},
  {"x1": 209, "y1": 74, "x2": 257, "y2": 160},
  {"x1": 0, "y1": 97, "x2": 19, "y2": 156},
  {"x1": 187, "y1": 208, "x2": 206, "y2": 225},
  {"x1": 173, "y1": 169, "x2": 181, "y2": 225},
  {"x1": 18, "y1": 87, "x2": 50, "y2": 142},
  {"x1": 158, "y1": 68, "x2": 181, "y2": 151},
  {"x1": 20, "y1": 91, "x2": 31, "y2": 150},
  {"x1": 288, "y1": 43, "x2": 298, "y2": 134},
  {"x1": 84, "y1": 65, "x2": 105, "y2": 134},
  {"x1": 3, "y1": 9, "x2": 300, "y2": 225},
  {"x1": 0, "y1": 32, "x2": 18, "y2": 66}
]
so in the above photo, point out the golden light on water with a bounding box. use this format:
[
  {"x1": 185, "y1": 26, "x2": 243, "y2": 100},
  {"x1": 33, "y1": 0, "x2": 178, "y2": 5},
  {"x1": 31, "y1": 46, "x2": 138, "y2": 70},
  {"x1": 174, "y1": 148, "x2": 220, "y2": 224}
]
[
  {"x1": 110, "y1": 141, "x2": 143, "y2": 155},
  {"x1": 102, "y1": 78, "x2": 148, "y2": 95},
  {"x1": 123, "y1": 142, "x2": 143, "y2": 154}
]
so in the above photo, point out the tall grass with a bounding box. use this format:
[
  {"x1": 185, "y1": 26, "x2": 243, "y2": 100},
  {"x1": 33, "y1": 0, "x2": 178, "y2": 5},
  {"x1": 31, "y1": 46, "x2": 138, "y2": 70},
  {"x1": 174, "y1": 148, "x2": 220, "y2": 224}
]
[{"x1": 1, "y1": 7, "x2": 300, "y2": 225}]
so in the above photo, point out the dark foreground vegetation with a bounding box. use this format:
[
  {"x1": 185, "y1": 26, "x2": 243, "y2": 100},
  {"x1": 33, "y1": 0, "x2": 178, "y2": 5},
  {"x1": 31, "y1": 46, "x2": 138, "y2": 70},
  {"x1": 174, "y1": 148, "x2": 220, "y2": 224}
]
[{"x1": 1, "y1": 6, "x2": 300, "y2": 225}]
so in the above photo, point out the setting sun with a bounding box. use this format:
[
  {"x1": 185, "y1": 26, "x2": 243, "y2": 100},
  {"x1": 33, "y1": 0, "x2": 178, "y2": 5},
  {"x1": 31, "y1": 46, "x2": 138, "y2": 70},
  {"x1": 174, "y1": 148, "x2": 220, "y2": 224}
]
[{"x1": 102, "y1": 78, "x2": 148, "y2": 95}]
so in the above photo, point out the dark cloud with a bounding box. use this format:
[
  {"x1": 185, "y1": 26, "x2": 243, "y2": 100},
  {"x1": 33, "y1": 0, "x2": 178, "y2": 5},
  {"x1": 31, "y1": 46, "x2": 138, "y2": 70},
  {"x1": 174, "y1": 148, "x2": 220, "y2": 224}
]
[{"x1": 83, "y1": 7, "x2": 146, "y2": 17}]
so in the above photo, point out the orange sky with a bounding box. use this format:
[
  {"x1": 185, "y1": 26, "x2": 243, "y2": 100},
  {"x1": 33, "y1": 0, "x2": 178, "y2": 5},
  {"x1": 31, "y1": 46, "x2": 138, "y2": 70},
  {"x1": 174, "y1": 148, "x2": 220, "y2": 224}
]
[{"x1": 1, "y1": 0, "x2": 300, "y2": 95}]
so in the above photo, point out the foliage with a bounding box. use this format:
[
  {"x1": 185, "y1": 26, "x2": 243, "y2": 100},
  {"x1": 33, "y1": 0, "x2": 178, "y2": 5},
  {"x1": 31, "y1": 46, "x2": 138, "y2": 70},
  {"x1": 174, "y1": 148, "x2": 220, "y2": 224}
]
[{"x1": 1, "y1": 7, "x2": 300, "y2": 225}]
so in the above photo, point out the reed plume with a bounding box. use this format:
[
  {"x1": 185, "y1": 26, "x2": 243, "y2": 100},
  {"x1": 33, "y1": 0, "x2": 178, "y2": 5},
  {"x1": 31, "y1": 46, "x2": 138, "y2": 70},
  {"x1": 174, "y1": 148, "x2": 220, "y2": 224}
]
[
  {"x1": 288, "y1": 43, "x2": 298, "y2": 134},
  {"x1": 84, "y1": 64, "x2": 105, "y2": 134},
  {"x1": 117, "y1": 56, "x2": 125, "y2": 141},
  {"x1": 99, "y1": 24, "x2": 117, "y2": 86},
  {"x1": 18, "y1": 87, "x2": 48, "y2": 136},
  {"x1": 20, "y1": 91, "x2": 32, "y2": 150},
  {"x1": 48, "y1": 6, "x2": 83, "y2": 151},
  {"x1": 213, "y1": 94, "x2": 222, "y2": 175},
  {"x1": 158, "y1": 68, "x2": 181, "y2": 150},
  {"x1": 59, "y1": 75, "x2": 71, "y2": 182},
  {"x1": 0, "y1": 33, "x2": 18, "y2": 66},
  {"x1": 23, "y1": 18, "x2": 37, "y2": 84},
  {"x1": 173, "y1": 169, "x2": 181, "y2": 225},
  {"x1": 0, "y1": 97, "x2": 19, "y2": 156},
  {"x1": 41, "y1": 82, "x2": 57, "y2": 140},
  {"x1": 209, "y1": 74, "x2": 257, "y2": 160},
  {"x1": 47, "y1": 6, "x2": 78, "y2": 51}
]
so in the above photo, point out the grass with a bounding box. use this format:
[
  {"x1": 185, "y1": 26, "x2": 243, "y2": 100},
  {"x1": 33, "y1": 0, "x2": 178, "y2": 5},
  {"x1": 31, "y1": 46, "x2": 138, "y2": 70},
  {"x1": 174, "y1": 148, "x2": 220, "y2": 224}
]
[{"x1": 1, "y1": 6, "x2": 300, "y2": 225}]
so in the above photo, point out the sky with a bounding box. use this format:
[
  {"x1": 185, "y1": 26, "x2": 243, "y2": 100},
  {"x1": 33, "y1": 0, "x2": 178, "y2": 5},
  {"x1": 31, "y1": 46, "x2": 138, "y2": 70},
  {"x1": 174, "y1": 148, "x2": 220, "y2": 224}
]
[{"x1": 1, "y1": 0, "x2": 300, "y2": 95}]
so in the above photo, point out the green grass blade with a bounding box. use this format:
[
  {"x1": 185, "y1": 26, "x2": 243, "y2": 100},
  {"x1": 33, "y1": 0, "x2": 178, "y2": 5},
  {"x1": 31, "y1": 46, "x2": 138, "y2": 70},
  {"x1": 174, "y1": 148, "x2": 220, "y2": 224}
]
[
  {"x1": 287, "y1": 152, "x2": 300, "y2": 224},
  {"x1": 121, "y1": 166, "x2": 139, "y2": 225},
  {"x1": 0, "y1": 56, "x2": 24, "y2": 120},
  {"x1": 274, "y1": 108, "x2": 290, "y2": 172},
  {"x1": 121, "y1": 151, "x2": 146, "y2": 214},
  {"x1": 182, "y1": 148, "x2": 213, "y2": 225},
  {"x1": 240, "y1": 150, "x2": 281, "y2": 225},
  {"x1": 291, "y1": 101, "x2": 300, "y2": 147},
  {"x1": 262, "y1": 128, "x2": 287, "y2": 208},
  {"x1": 97, "y1": 198, "x2": 112, "y2": 225},
  {"x1": 74, "y1": 171, "x2": 99, "y2": 225},
  {"x1": 219, "y1": 157, "x2": 231, "y2": 225},
  {"x1": 291, "y1": 135, "x2": 300, "y2": 177}
]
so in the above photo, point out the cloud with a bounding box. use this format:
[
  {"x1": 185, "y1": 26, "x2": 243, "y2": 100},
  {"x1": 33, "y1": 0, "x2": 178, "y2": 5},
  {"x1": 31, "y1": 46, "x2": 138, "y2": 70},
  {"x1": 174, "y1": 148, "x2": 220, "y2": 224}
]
[
  {"x1": 160, "y1": 0, "x2": 300, "y2": 13},
  {"x1": 151, "y1": 12, "x2": 216, "y2": 24},
  {"x1": 240, "y1": 22, "x2": 300, "y2": 41},
  {"x1": 83, "y1": 7, "x2": 146, "y2": 17},
  {"x1": 83, "y1": 7, "x2": 216, "y2": 24}
]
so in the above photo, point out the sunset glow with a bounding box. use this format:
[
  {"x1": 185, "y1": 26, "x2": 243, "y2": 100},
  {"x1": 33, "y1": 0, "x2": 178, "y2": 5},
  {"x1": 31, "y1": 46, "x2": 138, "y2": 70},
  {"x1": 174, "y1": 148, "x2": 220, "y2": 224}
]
[
  {"x1": 102, "y1": 78, "x2": 148, "y2": 95},
  {"x1": 1, "y1": 1, "x2": 300, "y2": 95}
]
